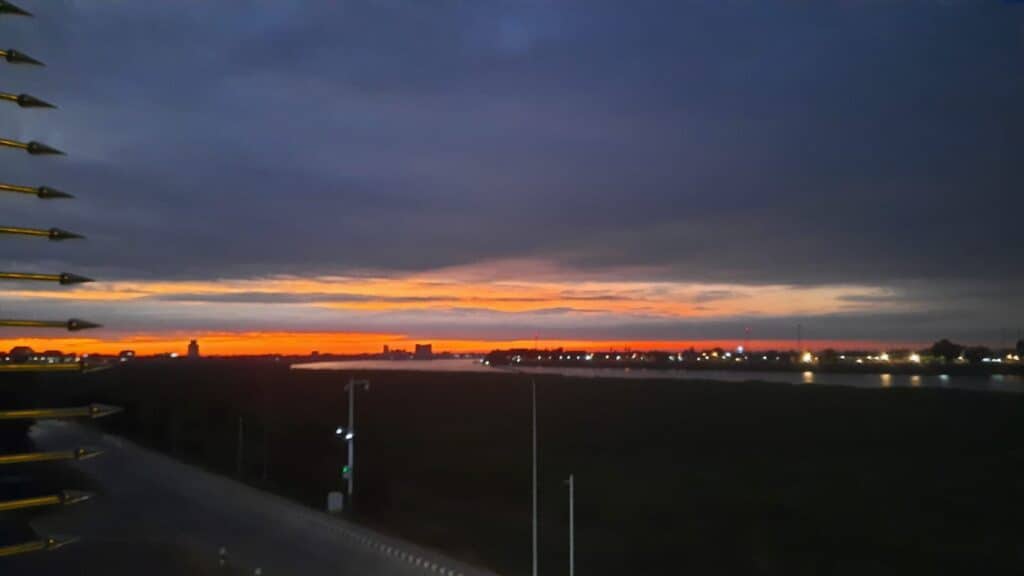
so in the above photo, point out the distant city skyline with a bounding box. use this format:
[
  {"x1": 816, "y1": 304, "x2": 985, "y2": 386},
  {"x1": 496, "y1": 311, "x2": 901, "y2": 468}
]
[{"x1": 1, "y1": 2, "x2": 1020, "y2": 354}]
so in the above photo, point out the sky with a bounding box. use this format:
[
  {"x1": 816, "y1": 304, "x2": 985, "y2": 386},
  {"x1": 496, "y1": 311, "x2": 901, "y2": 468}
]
[{"x1": 1, "y1": 0, "x2": 1022, "y2": 355}]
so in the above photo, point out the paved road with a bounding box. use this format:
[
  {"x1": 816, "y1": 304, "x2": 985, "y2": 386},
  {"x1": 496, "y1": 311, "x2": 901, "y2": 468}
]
[{"x1": 2, "y1": 421, "x2": 498, "y2": 576}]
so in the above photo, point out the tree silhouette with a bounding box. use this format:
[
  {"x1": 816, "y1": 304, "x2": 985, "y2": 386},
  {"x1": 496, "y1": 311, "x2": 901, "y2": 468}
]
[
  {"x1": 963, "y1": 346, "x2": 992, "y2": 364},
  {"x1": 929, "y1": 339, "x2": 964, "y2": 362}
]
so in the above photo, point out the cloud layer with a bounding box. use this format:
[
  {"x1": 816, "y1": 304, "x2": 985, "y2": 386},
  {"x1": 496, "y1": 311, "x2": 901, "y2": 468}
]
[{"x1": 0, "y1": 1, "x2": 1021, "y2": 349}]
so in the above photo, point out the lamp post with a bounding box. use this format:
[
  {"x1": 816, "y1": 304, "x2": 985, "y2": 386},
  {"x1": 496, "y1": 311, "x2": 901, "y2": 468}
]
[
  {"x1": 531, "y1": 378, "x2": 538, "y2": 576},
  {"x1": 566, "y1": 474, "x2": 575, "y2": 576},
  {"x1": 342, "y1": 378, "x2": 369, "y2": 510}
]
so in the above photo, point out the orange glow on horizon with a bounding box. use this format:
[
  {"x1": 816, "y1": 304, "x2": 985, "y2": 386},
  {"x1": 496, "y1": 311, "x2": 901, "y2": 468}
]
[
  {"x1": 0, "y1": 262, "x2": 921, "y2": 356},
  {"x1": 0, "y1": 331, "x2": 915, "y2": 357},
  {"x1": 1, "y1": 272, "x2": 908, "y2": 319}
]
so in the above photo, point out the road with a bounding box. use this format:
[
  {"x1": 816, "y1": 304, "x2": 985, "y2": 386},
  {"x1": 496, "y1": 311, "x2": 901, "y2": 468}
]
[{"x1": 2, "y1": 420, "x2": 498, "y2": 576}]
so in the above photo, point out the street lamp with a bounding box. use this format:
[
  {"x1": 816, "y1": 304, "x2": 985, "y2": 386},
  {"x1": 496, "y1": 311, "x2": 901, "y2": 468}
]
[
  {"x1": 342, "y1": 378, "x2": 370, "y2": 510},
  {"x1": 565, "y1": 473, "x2": 575, "y2": 576}
]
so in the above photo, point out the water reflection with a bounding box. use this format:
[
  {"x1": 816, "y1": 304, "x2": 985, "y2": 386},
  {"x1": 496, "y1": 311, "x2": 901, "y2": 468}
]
[{"x1": 293, "y1": 359, "x2": 1024, "y2": 393}]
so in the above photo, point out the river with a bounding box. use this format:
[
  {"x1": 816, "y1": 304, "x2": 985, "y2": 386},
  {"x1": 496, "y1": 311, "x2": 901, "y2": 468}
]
[{"x1": 292, "y1": 358, "x2": 1024, "y2": 393}]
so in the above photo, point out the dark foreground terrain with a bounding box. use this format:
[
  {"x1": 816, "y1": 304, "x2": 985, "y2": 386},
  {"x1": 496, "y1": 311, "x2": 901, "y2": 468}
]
[{"x1": 36, "y1": 359, "x2": 1024, "y2": 575}]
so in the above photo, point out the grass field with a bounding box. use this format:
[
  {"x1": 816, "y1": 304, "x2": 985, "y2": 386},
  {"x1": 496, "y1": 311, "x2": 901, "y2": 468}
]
[{"x1": 47, "y1": 358, "x2": 1024, "y2": 575}]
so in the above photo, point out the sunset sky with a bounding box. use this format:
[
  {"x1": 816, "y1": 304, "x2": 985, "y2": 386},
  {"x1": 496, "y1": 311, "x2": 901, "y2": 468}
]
[{"x1": 1, "y1": 1, "x2": 1021, "y2": 355}]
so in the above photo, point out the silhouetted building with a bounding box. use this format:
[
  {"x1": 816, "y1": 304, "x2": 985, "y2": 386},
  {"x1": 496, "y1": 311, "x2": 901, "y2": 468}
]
[
  {"x1": 414, "y1": 344, "x2": 433, "y2": 359},
  {"x1": 187, "y1": 339, "x2": 200, "y2": 359},
  {"x1": 383, "y1": 345, "x2": 390, "y2": 354},
  {"x1": 40, "y1": 350, "x2": 70, "y2": 364},
  {"x1": 7, "y1": 346, "x2": 34, "y2": 363}
]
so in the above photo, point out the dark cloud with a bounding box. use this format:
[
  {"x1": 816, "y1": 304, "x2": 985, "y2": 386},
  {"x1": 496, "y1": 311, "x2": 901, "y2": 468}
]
[
  {"x1": 0, "y1": 1, "x2": 1021, "y2": 341},
  {"x1": 154, "y1": 292, "x2": 435, "y2": 304},
  {"x1": 693, "y1": 290, "x2": 743, "y2": 304}
]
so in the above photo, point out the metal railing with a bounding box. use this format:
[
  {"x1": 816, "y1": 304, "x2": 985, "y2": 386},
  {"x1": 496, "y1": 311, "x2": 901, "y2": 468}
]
[{"x1": 0, "y1": 0, "x2": 119, "y2": 557}]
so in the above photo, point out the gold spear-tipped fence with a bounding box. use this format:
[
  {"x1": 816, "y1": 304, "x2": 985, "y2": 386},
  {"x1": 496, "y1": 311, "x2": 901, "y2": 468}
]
[
  {"x1": 0, "y1": 5, "x2": 118, "y2": 558},
  {"x1": 0, "y1": 225, "x2": 83, "y2": 240},
  {"x1": 0, "y1": 362, "x2": 83, "y2": 374},
  {"x1": 0, "y1": 137, "x2": 63, "y2": 154},
  {"x1": 0, "y1": 447, "x2": 102, "y2": 466},
  {"x1": 0, "y1": 271, "x2": 93, "y2": 283},
  {"x1": 0, "y1": 1, "x2": 31, "y2": 17},
  {"x1": 0, "y1": 490, "x2": 93, "y2": 512},
  {"x1": 0, "y1": 91, "x2": 55, "y2": 108},
  {"x1": 0, "y1": 404, "x2": 123, "y2": 421},
  {"x1": 0, "y1": 318, "x2": 102, "y2": 330},
  {"x1": 0, "y1": 536, "x2": 78, "y2": 558},
  {"x1": 0, "y1": 182, "x2": 72, "y2": 198},
  {"x1": 0, "y1": 48, "x2": 43, "y2": 65}
]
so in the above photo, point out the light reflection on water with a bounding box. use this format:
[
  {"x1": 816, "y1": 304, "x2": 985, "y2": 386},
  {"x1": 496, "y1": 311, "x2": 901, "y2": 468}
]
[{"x1": 293, "y1": 359, "x2": 1024, "y2": 393}]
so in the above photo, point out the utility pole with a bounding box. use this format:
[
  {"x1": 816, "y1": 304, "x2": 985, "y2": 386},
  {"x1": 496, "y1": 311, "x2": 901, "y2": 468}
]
[
  {"x1": 344, "y1": 379, "x2": 370, "y2": 511},
  {"x1": 532, "y1": 378, "x2": 538, "y2": 576},
  {"x1": 236, "y1": 416, "x2": 244, "y2": 479},
  {"x1": 347, "y1": 380, "x2": 355, "y2": 498},
  {"x1": 261, "y1": 386, "x2": 269, "y2": 482},
  {"x1": 566, "y1": 474, "x2": 575, "y2": 576},
  {"x1": 261, "y1": 425, "x2": 269, "y2": 482}
]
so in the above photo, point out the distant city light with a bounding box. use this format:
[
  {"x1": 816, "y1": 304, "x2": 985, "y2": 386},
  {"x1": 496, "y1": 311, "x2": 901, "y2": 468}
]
[
  {"x1": 879, "y1": 352, "x2": 890, "y2": 362},
  {"x1": 909, "y1": 353, "x2": 921, "y2": 363},
  {"x1": 801, "y1": 352, "x2": 813, "y2": 364}
]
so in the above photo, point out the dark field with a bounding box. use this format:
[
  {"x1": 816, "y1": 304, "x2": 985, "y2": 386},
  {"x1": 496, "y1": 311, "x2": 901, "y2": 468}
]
[{"x1": 44, "y1": 359, "x2": 1024, "y2": 575}]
